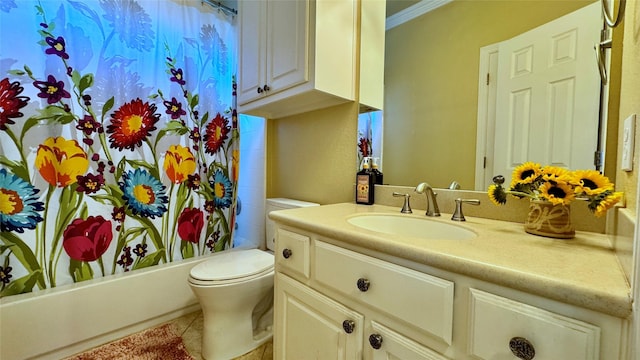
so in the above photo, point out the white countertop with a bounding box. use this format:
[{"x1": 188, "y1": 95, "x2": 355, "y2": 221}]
[{"x1": 269, "y1": 202, "x2": 632, "y2": 318}]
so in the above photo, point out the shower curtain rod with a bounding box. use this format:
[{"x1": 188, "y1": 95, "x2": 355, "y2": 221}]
[{"x1": 201, "y1": 0, "x2": 238, "y2": 16}]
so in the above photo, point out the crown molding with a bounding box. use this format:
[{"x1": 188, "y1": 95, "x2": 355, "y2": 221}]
[{"x1": 385, "y1": 0, "x2": 453, "y2": 31}]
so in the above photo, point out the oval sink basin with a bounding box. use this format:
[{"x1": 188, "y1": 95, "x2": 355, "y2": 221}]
[{"x1": 347, "y1": 214, "x2": 476, "y2": 240}]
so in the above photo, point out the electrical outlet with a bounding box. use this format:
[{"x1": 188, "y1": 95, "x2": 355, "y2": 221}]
[{"x1": 622, "y1": 114, "x2": 636, "y2": 172}]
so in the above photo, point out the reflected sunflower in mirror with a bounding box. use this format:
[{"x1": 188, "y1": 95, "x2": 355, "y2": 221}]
[{"x1": 488, "y1": 162, "x2": 623, "y2": 217}]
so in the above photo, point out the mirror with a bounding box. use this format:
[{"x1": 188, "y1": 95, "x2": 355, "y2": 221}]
[{"x1": 381, "y1": 0, "x2": 610, "y2": 190}]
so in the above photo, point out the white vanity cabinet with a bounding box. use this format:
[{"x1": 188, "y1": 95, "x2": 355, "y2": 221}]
[
  {"x1": 273, "y1": 224, "x2": 627, "y2": 360},
  {"x1": 237, "y1": 0, "x2": 358, "y2": 119},
  {"x1": 275, "y1": 228, "x2": 455, "y2": 359}
]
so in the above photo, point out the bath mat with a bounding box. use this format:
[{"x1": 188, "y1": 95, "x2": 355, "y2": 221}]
[{"x1": 65, "y1": 323, "x2": 195, "y2": 360}]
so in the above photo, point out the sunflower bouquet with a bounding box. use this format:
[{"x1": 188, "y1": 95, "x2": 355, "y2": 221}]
[{"x1": 488, "y1": 162, "x2": 623, "y2": 217}]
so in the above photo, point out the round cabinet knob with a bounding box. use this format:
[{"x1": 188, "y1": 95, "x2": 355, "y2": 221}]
[
  {"x1": 342, "y1": 320, "x2": 355, "y2": 334},
  {"x1": 356, "y1": 278, "x2": 370, "y2": 292},
  {"x1": 282, "y1": 248, "x2": 292, "y2": 259},
  {"x1": 263, "y1": 84, "x2": 270, "y2": 91},
  {"x1": 256, "y1": 87, "x2": 263, "y2": 94},
  {"x1": 368, "y1": 334, "x2": 383, "y2": 349},
  {"x1": 509, "y1": 337, "x2": 536, "y2": 360}
]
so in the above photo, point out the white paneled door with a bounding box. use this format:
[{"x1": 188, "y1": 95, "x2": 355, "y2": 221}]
[{"x1": 482, "y1": 2, "x2": 601, "y2": 187}]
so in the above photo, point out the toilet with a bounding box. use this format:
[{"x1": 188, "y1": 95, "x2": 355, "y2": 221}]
[{"x1": 188, "y1": 198, "x2": 319, "y2": 359}]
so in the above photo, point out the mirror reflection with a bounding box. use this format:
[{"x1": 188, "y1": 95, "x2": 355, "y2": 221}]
[{"x1": 381, "y1": 0, "x2": 605, "y2": 190}]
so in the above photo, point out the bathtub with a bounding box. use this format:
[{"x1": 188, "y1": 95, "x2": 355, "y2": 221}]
[{"x1": 0, "y1": 256, "x2": 207, "y2": 360}]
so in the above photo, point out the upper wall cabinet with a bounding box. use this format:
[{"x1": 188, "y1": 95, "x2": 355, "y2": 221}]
[
  {"x1": 238, "y1": 0, "x2": 358, "y2": 119},
  {"x1": 358, "y1": 0, "x2": 385, "y2": 113}
]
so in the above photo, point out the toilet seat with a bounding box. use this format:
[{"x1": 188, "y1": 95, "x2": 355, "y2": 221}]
[{"x1": 189, "y1": 249, "x2": 274, "y2": 286}]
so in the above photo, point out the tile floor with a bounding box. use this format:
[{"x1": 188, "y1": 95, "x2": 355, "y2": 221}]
[{"x1": 169, "y1": 310, "x2": 273, "y2": 360}]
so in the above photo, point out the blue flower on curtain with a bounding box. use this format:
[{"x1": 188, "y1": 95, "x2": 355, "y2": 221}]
[
  {"x1": 120, "y1": 168, "x2": 168, "y2": 218},
  {"x1": 210, "y1": 169, "x2": 233, "y2": 209},
  {"x1": 0, "y1": 168, "x2": 45, "y2": 233}
]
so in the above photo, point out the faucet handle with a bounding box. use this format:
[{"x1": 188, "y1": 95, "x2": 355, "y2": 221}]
[
  {"x1": 392, "y1": 192, "x2": 412, "y2": 214},
  {"x1": 451, "y1": 198, "x2": 480, "y2": 221}
]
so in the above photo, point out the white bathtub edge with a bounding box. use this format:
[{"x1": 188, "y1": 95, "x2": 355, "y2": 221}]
[{"x1": 1, "y1": 256, "x2": 208, "y2": 360}]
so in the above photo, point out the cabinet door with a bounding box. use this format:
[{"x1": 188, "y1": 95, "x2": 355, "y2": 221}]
[
  {"x1": 275, "y1": 273, "x2": 363, "y2": 359},
  {"x1": 266, "y1": 0, "x2": 309, "y2": 94},
  {"x1": 468, "y1": 289, "x2": 601, "y2": 360},
  {"x1": 237, "y1": 0, "x2": 266, "y2": 104},
  {"x1": 366, "y1": 321, "x2": 450, "y2": 360}
]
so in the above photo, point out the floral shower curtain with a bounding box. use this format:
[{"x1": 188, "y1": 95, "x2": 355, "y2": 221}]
[{"x1": 0, "y1": 0, "x2": 238, "y2": 297}]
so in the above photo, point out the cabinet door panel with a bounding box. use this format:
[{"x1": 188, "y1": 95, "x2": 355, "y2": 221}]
[
  {"x1": 237, "y1": 0, "x2": 266, "y2": 104},
  {"x1": 468, "y1": 288, "x2": 600, "y2": 360},
  {"x1": 267, "y1": 0, "x2": 309, "y2": 93},
  {"x1": 367, "y1": 321, "x2": 450, "y2": 360},
  {"x1": 315, "y1": 241, "x2": 454, "y2": 344},
  {"x1": 275, "y1": 274, "x2": 363, "y2": 359},
  {"x1": 276, "y1": 229, "x2": 311, "y2": 279}
]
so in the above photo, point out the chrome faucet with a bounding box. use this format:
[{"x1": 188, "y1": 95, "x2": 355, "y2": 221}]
[{"x1": 415, "y1": 182, "x2": 440, "y2": 217}]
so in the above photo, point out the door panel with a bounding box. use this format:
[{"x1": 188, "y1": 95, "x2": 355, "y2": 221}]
[{"x1": 491, "y1": 2, "x2": 601, "y2": 185}]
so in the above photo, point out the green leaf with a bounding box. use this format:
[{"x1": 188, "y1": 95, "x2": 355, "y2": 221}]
[
  {"x1": 190, "y1": 94, "x2": 199, "y2": 109},
  {"x1": 214, "y1": 233, "x2": 230, "y2": 252},
  {"x1": 23, "y1": 65, "x2": 33, "y2": 77},
  {"x1": 78, "y1": 73, "x2": 94, "y2": 93},
  {"x1": 89, "y1": 194, "x2": 117, "y2": 205},
  {"x1": 0, "y1": 232, "x2": 45, "y2": 289},
  {"x1": 163, "y1": 120, "x2": 189, "y2": 136},
  {"x1": 105, "y1": 183, "x2": 124, "y2": 202},
  {"x1": 125, "y1": 159, "x2": 155, "y2": 171},
  {"x1": 0, "y1": 271, "x2": 41, "y2": 297},
  {"x1": 181, "y1": 241, "x2": 195, "y2": 259},
  {"x1": 71, "y1": 70, "x2": 81, "y2": 87},
  {"x1": 200, "y1": 111, "x2": 209, "y2": 127},
  {"x1": 136, "y1": 217, "x2": 165, "y2": 260},
  {"x1": 7, "y1": 69, "x2": 25, "y2": 76},
  {"x1": 20, "y1": 117, "x2": 41, "y2": 145},
  {"x1": 69, "y1": 259, "x2": 94, "y2": 282},
  {"x1": 115, "y1": 157, "x2": 127, "y2": 181},
  {"x1": 0, "y1": 155, "x2": 30, "y2": 182},
  {"x1": 132, "y1": 250, "x2": 164, "y2": 270},
  {"x1": 102, "y1": 96, "x2": 115, "y2": 120}
]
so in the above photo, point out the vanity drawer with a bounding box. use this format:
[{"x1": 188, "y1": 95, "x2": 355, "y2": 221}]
[
  {"x1": 275, "y1": 229, "x2": 310, "y2": 279},
  {"x1": 314, "y1": 241, "x2": 454, "y2": 345},
  {"x1": 468, "y1": 288, "x2": 600, "y2": 360}
]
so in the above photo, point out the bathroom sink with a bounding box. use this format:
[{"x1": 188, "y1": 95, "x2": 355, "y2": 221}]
[{"x1": 347, "y1": 214, "x2": 477, "y2": 240}]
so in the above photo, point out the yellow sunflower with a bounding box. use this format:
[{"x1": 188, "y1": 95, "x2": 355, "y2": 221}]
[
  {"x1": 510, "y1": 162, "x2": 542, "y2": 188},
  {"x1": 488, "y1": 184, "x2": 507, "y2": 205},
  {"x1": 573, "y1": 170, "x2": 614, "y2": 196},
  {"x1": 594, "y1": 191, "x2": 623, "y2": 217},
  {"x1": 540, "y1": 165, "x2": 570, "y2": 182},
  {"x1": 539, "y1": 181, "x2": 575, "y2": 205}
]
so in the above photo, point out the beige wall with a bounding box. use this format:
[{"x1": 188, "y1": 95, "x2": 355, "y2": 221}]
[
  {"x1": 616, "y1": 1, "x2": 640, "y2": 215},
  {"x1": 266, "y1": 102, "x2": 359, "y2": 205},
  {"x1": 384, "y1": 0, "x2": 595, "y2": 188}
]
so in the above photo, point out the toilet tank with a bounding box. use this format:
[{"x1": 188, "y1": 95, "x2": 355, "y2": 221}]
[{"x1": 265, "y1": 198, "x2": 319, "y2": 251}]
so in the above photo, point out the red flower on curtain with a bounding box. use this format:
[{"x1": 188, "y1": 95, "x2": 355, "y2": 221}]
[
  {"x1": 0, "y1": 78, "x2": 30, "y2": 130},
  {"x1": 106, "y1": 98, "x2": 160, "y2": 151},
  {"x1": 177, "y1": 207, "x2": 204, "y2": 243},
  {"x1": 203, "y1": 113, "x2": 230, "y2": 154},
  {"x1": 63, "y1": 216, "x2": 113, "y2": 262}
]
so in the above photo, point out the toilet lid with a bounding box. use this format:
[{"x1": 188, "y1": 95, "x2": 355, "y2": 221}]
[{"x1": 189, "y1": 249, "x2": 274, "y2": 281}]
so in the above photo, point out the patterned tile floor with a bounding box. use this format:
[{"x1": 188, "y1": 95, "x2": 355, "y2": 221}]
[{"x1": 170, "y1": 310, "x2": 273, "y2": 360}]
